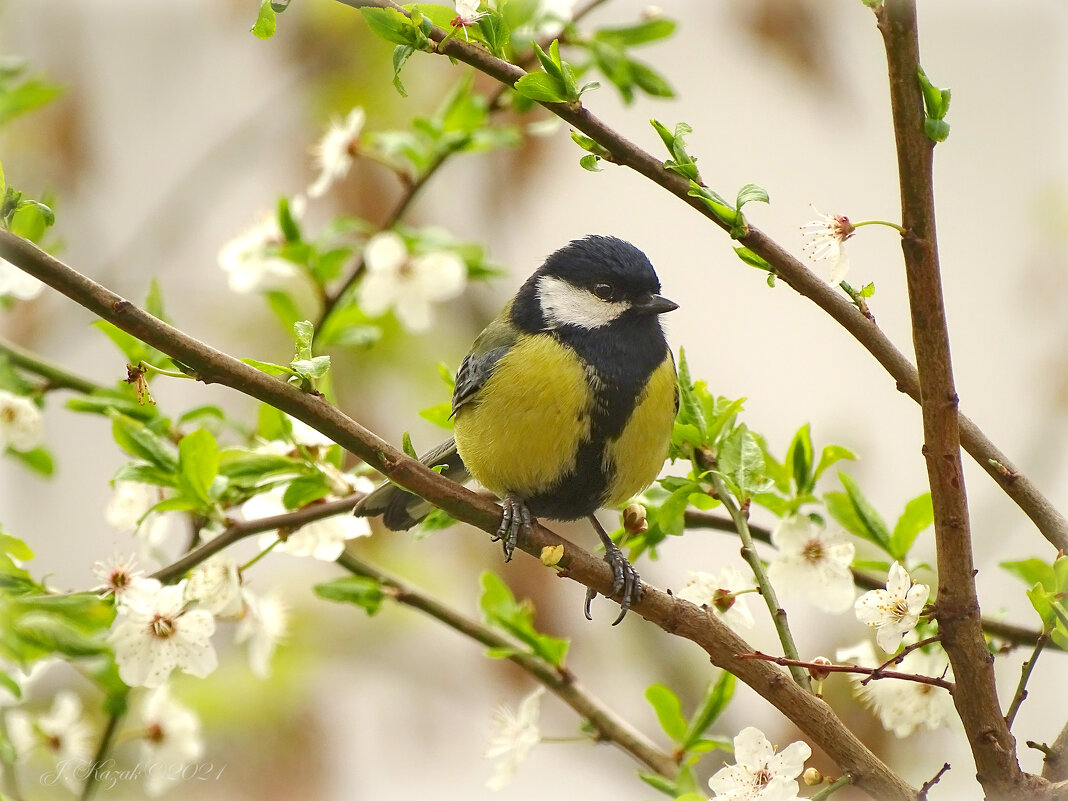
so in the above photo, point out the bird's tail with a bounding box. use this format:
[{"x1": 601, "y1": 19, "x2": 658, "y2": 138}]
[{"x1": 353, "y1": 437, "x2": 469, "y2": 530}]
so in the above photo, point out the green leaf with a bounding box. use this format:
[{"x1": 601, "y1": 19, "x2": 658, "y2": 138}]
[
  {"x1": 579, "y1": 154, "x2": 602, "y2": 172},
  {"x1": 314, "y1": 576, "x2": 384, "y2": 614},
  {"x1": 176, "y1": 429, "x2": 219, "y2": 505},
  {"x1": 290, "y1": 355, "x2": 331, "y2": 380},
  {"x1": 735, "y1": 183, "x2": 769, "y2": 210},
  {"x1": 813, "y1": 444, "x2": 855, "y2": 482},
  {"x1": 281, "y1": 474, "x2": 330, "y2": 510},
  {"x1": 786, "y1": 424, "x2": 814, "y2": 494},
  {"x1": 514, "y1": 72, "x2": 568, "y2": 103},
  {"x1": 688, "y1": 182, "x2": 738, "y2": 231},
  {"x1": 0, "y1": 78, "x2": 63, "y2": 128},
  {"x1": 825, "y1": 473, "x2": 891, "y2": 551},
  {"x1": 391, "y1": 45, "x2": 416, "y2": 97},
  {"x1": 277, "y1": 196, "x2": 302, "y2": 242},
  {"x1": 8, "y1": 446, "x2": 54, "y2": 476},
  {"x1": 717, "y1": 425, "x2": 770, "y2": 500},
  {"x1": 109, "y1": 412, "x2": 178, "y2": 473},
  {"x1": 645, "y1": 684, "x2": 687, "y2": 742},
  {"x1": 1001, "y1": 558, "x2": 1059, "y2": 591},
  {"x1": 418, "y1": 401, "x2": 454, "y2": 430},
  {"x1": 675, "y1": 347, "x2": 706, "y2": 443},
  {"x1": 401, "y1": 431, "x2": 419, "y2": 459},
  {"x1": 9, "y1": 201, "x2": 54, "y2": 242},
  {"x1": 241, "y1": 358, "x2": 295, "y2": 377},
  {"x1": 596, "y1": 17, "x2": 676, "y2": 46},
  {"x1": 733, "y1": 246, "x2": 770, "y2": 271},
  {"x1": 916, "y1": 65, "x2": 950, "y2": 142},
  {"x1": 479, "y1": 572, "x2": 569, "y2": 667},
  {"x1": 0, "y1": 533, "x2": 34, "y2": 562},
  {"x1": 890, "y1": 492, "x2": 933, "y2": 559},
  {"x1": 360, "y1": 6, "x2": 419, "y2": 45},
  {"x1": 681, "y1": 671, "x2": 735, "y2": 752},
  {"x1": 637, "y1": 771, "x2": 679, "y2": 797},
  {"x1": 251, "y1": 0, "x2": 277, "y2": 39}
]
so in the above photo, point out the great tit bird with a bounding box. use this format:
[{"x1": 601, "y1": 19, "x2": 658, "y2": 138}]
[{"x1": 355, "y1": 235, "x2": 679, "y2": 622}]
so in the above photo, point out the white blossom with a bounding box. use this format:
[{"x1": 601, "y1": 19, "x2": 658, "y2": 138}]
[
  {"x1": 485, "y1": 686, "x2": 544, "y2": 791},
  {"x1": 217, "y1": 205, "x2": 304, "y2": 294},
  {"x1": 185, "y1": 553, "x2": 243, "y2": 617},
  {"x1": 105, "y1": 481, "x2": 180, "y2": 552},
  {"x1": 358, "y1": 231, "x2": 466, "y2": 333},
  {"x1": 245, "y1": 487, "x2": 371, "y2": 561},
  {"x1": 800, "y1": 204, "x2": 855, "y2": 284},
  {"x1": 0, "y1": 257, "x2": 44, "y2": 300},
  {"x1": 0, "y1": 390, "x2": 43, "y2": 452},
  {"x1": 855, "y1": 562, "x2": 930, "y2": 653},
  {"x1": 108, "y1": 581, "x2": 217, "y2": 688},
  {"x1": 308, "y1": 107, "x2": 366, "y2": 198},
  {"x1": 138, "y1": 685, "x2": 204, "y2": 796},
  {"x1": 92, "y1": 553, "x2": 162, "y2": 610},
  {"x1": 767, "y1": 516, "x2": 855, "y2": 613},
  {"x1": 453, "y1": 0, "x2": 488, "y2": 25},
  {"x1": 676, "y1": 565, "x2": 756, "y2": 632},
  {"x1": 235, "y1": 588, "x2": 288, "y2": 678},
  {"x1": 7, "y1": 691, "x2": 94, "y2": 792},
  {"x1": 288, "y1": 415, "x2": 335, "y2": 448},
  {"x1": 708, "y1": 726, "x2": 811, "y2": 801},
  {"x1": 837, "y1": 640, "x2": 955, "y2": 738}
]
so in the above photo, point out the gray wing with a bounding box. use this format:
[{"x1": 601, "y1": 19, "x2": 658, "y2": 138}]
[
  {"x1": 451, "y1": 307, "x2": 519, "y2": 416},
  {"x1": 353, "y1": 438, "x2": 468, "y2": 530}
]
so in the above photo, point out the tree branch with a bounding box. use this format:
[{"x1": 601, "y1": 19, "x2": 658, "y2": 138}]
[
  {"x1": 0, "y1": 230, "x2": 915, "y2": 801},
  {"x1": 877, "y1": 2, "x2": 1024, "y2": 795},
  {"x1": 737, "y1": 650, "x2": 954, "y2": 692},
  {"x1": 0, "y1": 335, "x2": 107, "y2": 395},
  {"x1": 336, "y1": 550, "x2": 677, "y2": 777},
  {"x1": 331, "y1": 0, "x2": 1068, "y2": 556}
]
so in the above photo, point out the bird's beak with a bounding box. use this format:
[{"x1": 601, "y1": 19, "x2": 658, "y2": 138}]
[{"x1": 633, "y1": 293, "x2": 679, "y2": 315}]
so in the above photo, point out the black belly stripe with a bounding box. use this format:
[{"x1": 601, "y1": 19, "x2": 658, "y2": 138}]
[{"x1": 524, "y1": 318, "x2": 666, "y2": 521}]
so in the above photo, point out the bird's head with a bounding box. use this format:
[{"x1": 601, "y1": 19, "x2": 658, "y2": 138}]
[{"x1": 513, "y1": 236, "x2": 678, "y2": 332}]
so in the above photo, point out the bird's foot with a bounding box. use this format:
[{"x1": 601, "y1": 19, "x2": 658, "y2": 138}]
[
  {"x1": 492, "y1": 493, "x2": 533, "y2": 563},
  {"x1": 584, "y1": 519, "x2": 642, "y2": 625}
]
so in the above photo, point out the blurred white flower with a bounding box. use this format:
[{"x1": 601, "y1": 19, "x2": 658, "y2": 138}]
[
  {"x1": 235, "y1": 588, "x2": 288, "y2": 678},
  {"x1": 217, "y1": 203, "x2": 305, "y2": 294},
  {"x1": 186, "y1": 553, "x2": 243, "y2": 617},
  {"x1": 288, "y1": 415, "x2": 334, "y2": 449},
  {"x1": 801, "y1": 204, "x2": 855, "y2": 284},
  {"x1": 358, "y1": 231, "x2": 466, "y2": 333},
  {"x1": 0, "y1": 390, "x2": 43, "y2": 452},
  {"x1": 245, "y1": 487, "x2": 371, "y2": 561},
  {"x1": 855, "y1": 562, "x2": 929, "y2": 653},
  {"x1": 676, "y1": 565, "x2": 756, "y2": 632},
  {"x1": 767, "y1": 516, "x2": 855, "y2": 613},
  {"x1": 485, "y1": 686, "x2": 544, "y2": 791},
  {"x1": 308, "y1": 107, "x2": 365, "y2": 198},
  {"x1": 105, "y1": 481, "x2": 179, "y2": 553},
  {"x1": 138, "y1": 685, "x2": 204, "y2": 796},
  {"x1": 92, "y1": 553, "x2": 162, "y2": 609},
  {"x1": 7, "y1": 691, "x2": 94, "y2": 792},
  {"x1": 708, "y1": 726, "x2": 811, "y2": 801},
  {"x1": 0, "y1": 658, "x2": 57, "y2": 707},
  {"x1": 0, "y1": 257, "x2": 44, "y2": 300},
  {"x1": 837, "y1": 640, "x2": 955, "y2": 738},
  {"x1": 108, "y1": 581, "x2": 217, "y2": 688}
]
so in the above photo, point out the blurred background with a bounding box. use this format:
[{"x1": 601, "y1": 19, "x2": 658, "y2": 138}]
[{"x1": 3, "y1": 0, "x2": 1068, "y2": 798}]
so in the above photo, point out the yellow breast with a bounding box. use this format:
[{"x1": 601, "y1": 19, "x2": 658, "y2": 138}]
[
  {"x1": 453, "y1": 334, "x2": 593, "y2": 497},
  {"x1": 603, "y1": 355, "x2": 677, "y2": 507}
]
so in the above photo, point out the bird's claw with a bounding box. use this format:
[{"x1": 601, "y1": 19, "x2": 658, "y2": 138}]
[
  {"x1": 585, "y1": 543, "x2": 642, "y2": 625},
  {"x1": 493, "y1": 494, "x2": 533, "y2": 563}
]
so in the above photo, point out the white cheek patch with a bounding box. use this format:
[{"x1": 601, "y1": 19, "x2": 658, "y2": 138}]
[{"x1": 537, "y1": 276, "x2": 629, "y2": 329}]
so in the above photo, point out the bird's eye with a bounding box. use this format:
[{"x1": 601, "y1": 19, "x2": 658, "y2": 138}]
[{"x1": 592, "y1": 283, "x2": 614, "y2": 301}]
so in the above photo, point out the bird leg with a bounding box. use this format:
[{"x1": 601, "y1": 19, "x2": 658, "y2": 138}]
[
  {"x1": 492, "y1": 493, "x2": 533, "y2": 563},
  {"x1": 584, "y1": 514, "x2": 642, "y2": 625}
]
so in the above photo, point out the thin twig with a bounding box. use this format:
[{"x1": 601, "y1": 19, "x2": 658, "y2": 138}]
[
  {"x1": 860, "y1": 634, "x2": 942, "y2": 686},
  {"x1": 1005, "y1": 632, "x2": 1050, "y2": 729},
  {"x1": 918, "y1": 763, "x2": 951, "y2": 800},
  {"x1": 331, "y1": 0, "x2": 1068, "y2": 555},
  {"x1": 706, "y1": 471, "x2": 808, "y2": 689},
  {"x1": 811, "y1": 774, "x2": 854, "y2": 801},
  {"x1": 80, "y1": 709, "x2": 123, "y2": 801},
  {"x1": 151, "y1": 494, "x2": 363, "y2": 583},
  {"x1": 0, "y1": 335, "x2": 107, "y2": 395},
  {"x1": 1043, "y1": 723, "x2": 1068, "y2": 783},
  {"x1": 336, "y1": 551, "x2": 677, "y2": 777},
  {"x1": 0, "y1": 231, "x2": 917, "y2": 801},
  {"x1": 737, "y1": 651, "x2": 954, "y2": 692},
  {"x1": 876, "y1": 2, "x2": 1020, "y2": 791}
]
